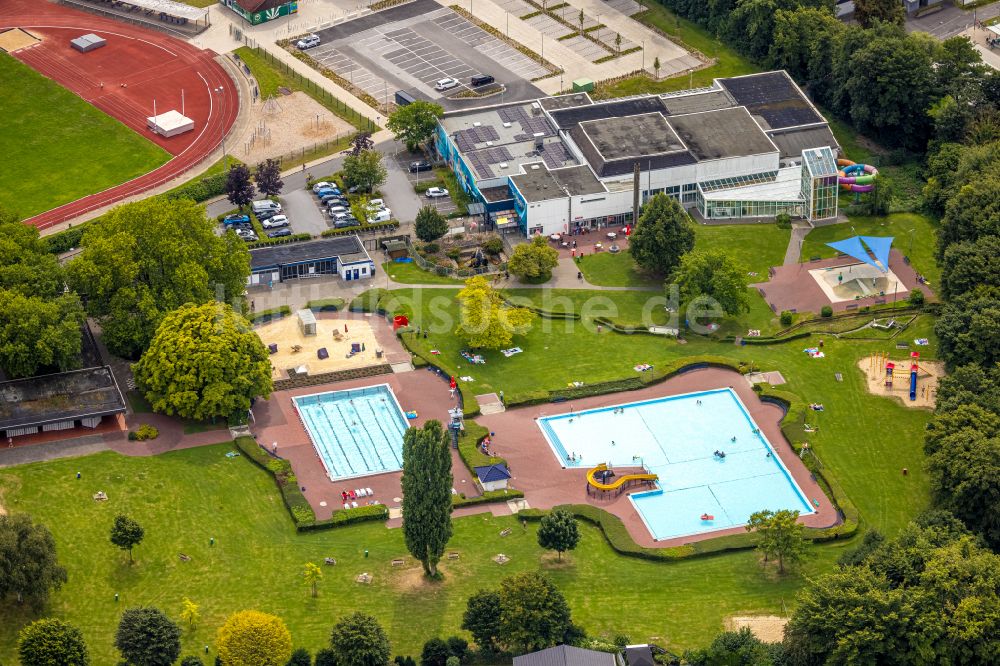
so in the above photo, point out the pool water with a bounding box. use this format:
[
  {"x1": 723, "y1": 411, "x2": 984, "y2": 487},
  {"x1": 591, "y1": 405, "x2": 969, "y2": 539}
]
[
  {"x1": 537, "y1": 388, "x2": 815, "y2": 540},
  {"x1": 293, "y1": 384, "x2": 409, "y2": 482}
]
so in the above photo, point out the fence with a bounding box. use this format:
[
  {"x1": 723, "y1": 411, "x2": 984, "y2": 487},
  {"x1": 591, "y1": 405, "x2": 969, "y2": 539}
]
[{"x1": 233, "y1": 32, "x2": 377, "y2": 134}]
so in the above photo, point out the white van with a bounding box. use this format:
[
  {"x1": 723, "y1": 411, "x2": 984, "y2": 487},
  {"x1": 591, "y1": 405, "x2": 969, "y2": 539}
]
[
  {"x1": 370, "y1": 209, "x2": 392, "y2": 223},
  {"x1": 251, "y1": 200, "x2": 281, "y2": 213}
]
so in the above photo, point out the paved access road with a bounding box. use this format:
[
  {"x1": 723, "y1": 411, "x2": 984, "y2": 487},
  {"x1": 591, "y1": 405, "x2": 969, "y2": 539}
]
[{"x1": 905, "y1": 1, "x2": 1000, "y2": 39}]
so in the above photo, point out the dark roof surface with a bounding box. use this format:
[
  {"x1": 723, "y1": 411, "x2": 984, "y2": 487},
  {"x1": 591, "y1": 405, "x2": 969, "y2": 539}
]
[
  {"x1": 549, "y1": 96, "x2": 666, "y2": 130},
  {"x1": 719, "y1": 71, "x2": 822, "y2": 129},
  {"x1": 511, "y1": 164, "x2": 606, "y2": 202},
  {"x1": 661, "y1": 89, "x2": 734, "y2": 116},
  {"x1": 0, "y1": 366, "x2": 126, "y2": 431},
  {"x1": 513, "y1": 645, "x2": 617, "y2": 666},
  {"x1": 474, "y1": 463, "x2": 511, "y2": 482},
  {"x1": 666, "y1": 107, "x2": 776, "y2": 160},
  {"x1": 624, "y1": 645, "x2": 655, "y2": 666},
  {"x1": 250, "y1": 236, "x2": 368, "y2": 271},
  {"x1": 578, "y1": 113, "x2": 685, "y2": 161},
  {"x1": 540, "y1": 92, "x2": 593, "y2": 111},
  {"x1": 767, "y1": 125, "x2": 840, "y2": 159}
]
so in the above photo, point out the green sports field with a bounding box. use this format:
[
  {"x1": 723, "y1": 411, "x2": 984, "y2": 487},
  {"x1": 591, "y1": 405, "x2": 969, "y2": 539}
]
[{"x1": 0, "y1": 53, "x2": 169, "y2": 219}]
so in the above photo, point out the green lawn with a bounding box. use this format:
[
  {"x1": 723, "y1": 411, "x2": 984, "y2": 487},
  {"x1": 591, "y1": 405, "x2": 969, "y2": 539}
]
[
  {"x1": 593, "y1": 1, "x2": 757, "y2": 99},
  {"x1": 0, "y1": 53, "x2": 169, "y2": 219},
  {"x1": 692, "y1": 223, "x2": 791, "y2": 280},
  {"x1": 382, "y1": 260, "x2": 464, "y2": 285},
  {"x1": 799, "y1": 213, "x2": 941, "y2": 286},
  {"x1": 0, "y1": 444, "x2": 855, "y2": 663},
  {"x1": 576, "y1": 251, "x2": 661, "y2": 288}
]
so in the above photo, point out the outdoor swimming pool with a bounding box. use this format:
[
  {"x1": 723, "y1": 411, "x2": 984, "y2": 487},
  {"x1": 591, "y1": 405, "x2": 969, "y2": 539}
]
[
  {"x1": 537, "y1": 388, "x2": 815, "y2": 540},
  {"x1": 293, "y1": 384, "x2": 409, "y2": 482}
]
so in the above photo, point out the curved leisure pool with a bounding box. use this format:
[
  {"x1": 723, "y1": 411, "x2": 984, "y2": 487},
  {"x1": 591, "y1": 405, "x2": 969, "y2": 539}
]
[{"x1": 537, "y1": 388, "x2": 815, "y2": 541}]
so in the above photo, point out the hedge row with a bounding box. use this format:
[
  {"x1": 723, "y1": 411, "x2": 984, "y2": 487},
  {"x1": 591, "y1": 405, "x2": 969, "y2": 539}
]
[
  {"x1": 246, "y1": 233, "x2": 312, "y2": 250},
  {"x1": 162, "y1": 171, "x2": 228, "y2": 203},
  {"x1": 321, "y1": 220, "x2": 399, "y2": 237},
  {"x1": 234, "y1": 436, "x2": 315, "y2": 526},
  {"x1": 45, "y1": 225, "x2": 88, "y2": 254},
  {"x1": 297, "y1": 504, "x2": 389, "y2": 532},
  {"x1": 249, "y1": 305, "x2": 291, "y2": 323},
  {"x1": 454, "y1": 488, "x2": 524, "y2": 508},
  {"x1": 305, "y1": 298, "x2": 345, "y2": 311}
]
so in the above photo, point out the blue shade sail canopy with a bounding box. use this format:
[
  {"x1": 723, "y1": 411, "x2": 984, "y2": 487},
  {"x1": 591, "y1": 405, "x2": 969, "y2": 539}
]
[{"x1": 826, "y1": 236, "x2": 893, "y2": 273}]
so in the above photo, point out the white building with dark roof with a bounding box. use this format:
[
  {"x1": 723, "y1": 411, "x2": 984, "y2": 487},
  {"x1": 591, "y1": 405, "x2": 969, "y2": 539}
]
[{"x1": 434, "y1": 71, "x2": 841, "y2": 237}]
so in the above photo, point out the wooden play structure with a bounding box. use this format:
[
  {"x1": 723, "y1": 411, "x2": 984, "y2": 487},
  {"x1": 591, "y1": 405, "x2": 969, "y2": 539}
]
[{"x1": 585, "y1": 463, "x2": 658, "y2": 498}]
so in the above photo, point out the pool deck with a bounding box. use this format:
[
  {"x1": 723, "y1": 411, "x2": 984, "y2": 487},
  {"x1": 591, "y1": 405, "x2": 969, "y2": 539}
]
[{"x1": 475, "y1": 366, "x2": 839, "y2": 548}]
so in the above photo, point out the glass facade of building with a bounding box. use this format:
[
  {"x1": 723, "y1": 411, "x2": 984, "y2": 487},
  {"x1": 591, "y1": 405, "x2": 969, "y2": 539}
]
[
  {"x1": 801, "y1": 147, "x2": 839, "y2": 220},
  {"x1": 697, "y1": 196, "x2": 804, "y2": 220}
]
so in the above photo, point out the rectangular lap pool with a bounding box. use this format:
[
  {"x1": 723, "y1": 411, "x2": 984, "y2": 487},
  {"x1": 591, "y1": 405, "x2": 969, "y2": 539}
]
[
  {"x1": 537, "y1": 388, "x2": 815, "y2": 541},
  {"x1": 292, "y1": 384, "x2": 409, "y2": 482}
]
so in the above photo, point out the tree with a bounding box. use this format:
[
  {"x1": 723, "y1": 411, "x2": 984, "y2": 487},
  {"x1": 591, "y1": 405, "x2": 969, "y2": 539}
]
[
  {"x1": 653, "y1": 56, "x2": 660, "y2": 79},
  {"x1": 456, "y1": 276, "x2": 535, "y2": 350},
  {"x1": 329, "y1": 612, "x2": 392, "y2": 666},
  {"x1": 684, "y1": 626, "x2": 783, "y2": 666},
  {"x1": 343, "y1": 150, "x2": 387, "y2": 193},
  {"x1": 345, "y1": 131, "x2": 374, "y2": 156},
  {"x1": 497, "y1": 572, "x2": 572, "y2": 654},
  {"x1": 745, "y1": 509, "x2": 806, "y2": 573},
  {"x1": 507, "y1": 236, "x2": 559, "y2": 283},
  {"x1": 615, "y1": 32, "x2": 622, "y2": 54},
  {"x1": 0, "y1": 514, "x2": 67, "y2": 608},
  {"x1": 854, "y1": 0, "x2": 904, "y2": 29},
  {"x1": 0, "y1": 289, "x2": 85, "y2": 378},
  {"x1": 114, "y1": 607, "x2": 181, "y2": 666},
  {"x1": 225, "y1": 163, "x2": 256, "y2": 209},
  {"x1": 0, "y1": 215, "x2": 65, "y2": 298},
  {"x1": 18, "y1": 618, "x2": 89, "y2": 666},
  {"x1": 935, "y1": 293, "x2": 1000, "y2": 369},
  {"x1": 132, "y1": 302, "x2": 273, "y2": 421},
  {"x1": 536, "y1": 509, "x2": 580, "y2": 561},
  {"x1": 940, "y1": 235, "x2": 1000, "y2": 300},
  {"x1": 938, "y1": 172, "x2": 1000, "y2": 254},
  {"x1": 672, "y1": 249, "x2": 751, "y2": 316},
  {"x1": 869, "y1": 173, "x2": 894, "y2": 216},
  {"x1": 629, "y1": 193, "x2": 694, "y2": 276},
  {"x1": 420, "y1": 638, "x2": 450, "y2": 666},
  {"x1": 286, "y1": 648, "x2": 312, "y2": 666},
  {"x1": 402, "y1": 421, "x2": 454, "y2": 577},
  {"x1": 387, "y1": 101, "x2": 444, "y2": 152},
  {"x1": 415, "y1": 206, "x2": 448, "y2": 242},
  {"x1": 110, "y1": 514, "x2": 145, "y2": 563},
  {"x1": 180, "y1": 597, "x2": 200, "y2": 629},
  {"x1": 925, "y1": 430, "x2": 1000, "y2": 549},
  {"x1": 303, "y1": 562, "x2": 323, "y2": 597},
  {"x1": 314, "y1": 648, "x2": 338, "y2": 666},
  {"x1": 461, "y1": 589, "x2": 502, "y2": 652},
  {"x1": 255, "y1": 158, "x2": 284, "y2": 197},
  {"x1": 66, "y1": 197, "x2": 250, "y2": 359},
  {"x1": 180, "y1": 657, "x2": 205, "y2": 666},
  {"x1": 216, "y1": 610, "x2": 293, "y2": 666},
  {"x1": 445, "y1": 636, "x2": 468, "y2": 662},
  {"x1": 578, "y1": 9, "x2": 585, "y2": 34},
  {"x1": 446, "y1": 658, "x2": 459, "y2": 666}
]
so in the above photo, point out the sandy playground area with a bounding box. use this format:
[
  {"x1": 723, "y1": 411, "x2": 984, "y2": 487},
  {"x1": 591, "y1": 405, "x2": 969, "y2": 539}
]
[
  {"x1": 725, "y1": 615, "x2": 788, "y2": 643},
  {"x1": 858, "y1": 353, "x2": 944, "y2": 409},
  {"x1": 256, "y1": 316, "x2": 384, "y2": 381},
  {"x1": 236, "y1": 91, "x2": 354, "y2": 165}
]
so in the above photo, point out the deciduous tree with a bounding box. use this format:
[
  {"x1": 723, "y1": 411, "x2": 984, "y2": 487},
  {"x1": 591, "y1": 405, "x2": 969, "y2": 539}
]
[
  {"x1": 0, "y1": 514, "x2": 67, "y2": 608},
  {"x1": 507, "y1": 236, "x2": 559, "y2": 283},
  {"x1": 225, "y1": 163, "x2": 256, "y2": 209},
  {"x1": 254, "y1": 158, "x2": 284, "y2": 197},
  {"x1": 216, "y1": 610, "x2": 293, "y2": 666},
  {"x1": 456, "y1": 276, "x2": 535, "y2": 350},
  {"x1": 402, "y1": 421, "x2": 453, "y2": 577},
  {"x1": 66, "y1": 197, "x2": 250, "y2": 359},
  {"x1": 854, "y1": 0, "x2": 904, "y2": 29},
  {"x1": 132, "y1": 302, "x2": 272, "y2": 421},
  {"x1": 940, "y1": 235, "x2": 1000, "y2": 300},
  {"x1": 420, "y1": 638, "x2": 450, "y2": 666},
  {"x1": 746, "y1": 509, "x2": 806, "y2": 574},
  {"x1": 461, "y1": 589, "x2": 502, "y2": 652},
  {"x1": 629, "y1": 193, "x2": 694, "y2": 276},
  {"x1": 343, "y1": 150, "x2": 387, "y2": 193},
  {"x1": 935, "y1": 293, "x2": 1000, "y2": 369},
  {"x1": 303, "y1": 562, "x2": 323, "y2": 597},
  {"x1": 114, "y1": 607, "x2": 181, "y2": 666},
  {"x1": 345, "y1": 131, "x2": 374, "y2": 156},
  {"x1": 329, "y1": 612, "x2": 391, "y2": 666},
  {"x1": 537, "y1": 509, "x2": 580, "y2": 560},
  {"x1": 18, "y1": 618, "x2": 89, "y2": 666},
  {"x1": 286, "y1": 648, "x2": 312, "y2": 666},
  {"x1": 0, "y1": 289, "x2": 84, "y2": 378},
  {"x1": 387, "y1": 101, "x2": 444, "y2": 152},
  {"x1": 415, "y1": 206, "x2": 448, "y2": 242},
  {"x1": 497, "y1": 572, "x2": 572, "y2": 654},
  {"x1": 672, "y1": 249, "x2": 751, "y2": 316},
  {"x1": 180, "y1": 597, "x2": 200, "y2": 629},
  {"x1": 110, "y1": 514, "x2": 145, "y2": 563}
]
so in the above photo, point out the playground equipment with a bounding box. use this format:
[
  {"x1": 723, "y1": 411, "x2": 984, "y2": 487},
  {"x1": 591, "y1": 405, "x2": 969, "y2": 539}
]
[
  {"x1": 837, "y1": 159, "x2": 879, "y2": 193},
  {"x1": 910, "y1": 351, "x2": 919, "y2": 401},
  {"x1": 585, "y1": 463, "x2": 658, "y2": 498}
]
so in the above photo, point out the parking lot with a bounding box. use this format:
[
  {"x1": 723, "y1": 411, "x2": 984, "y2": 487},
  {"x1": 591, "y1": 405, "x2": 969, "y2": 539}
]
[
  {"x1": 312, "y1": 0, "x2": 544, "y2": 109},
  {"x1": 392, "y1": 153, "x2": 458, "y2": 218}
]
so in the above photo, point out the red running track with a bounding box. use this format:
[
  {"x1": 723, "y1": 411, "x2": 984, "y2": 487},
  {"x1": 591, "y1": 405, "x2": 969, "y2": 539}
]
[{"x1": 0, "y1": 0, "x2": 238, "y2": 230}]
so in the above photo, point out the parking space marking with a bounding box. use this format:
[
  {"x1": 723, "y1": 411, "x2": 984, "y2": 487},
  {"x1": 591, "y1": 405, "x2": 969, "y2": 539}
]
[{"x1": 431, "y1": 13, "x2": 548, "y2": 80}]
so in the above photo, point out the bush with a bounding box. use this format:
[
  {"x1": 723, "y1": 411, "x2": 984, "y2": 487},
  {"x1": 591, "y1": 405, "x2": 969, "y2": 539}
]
[
  {"x1": 305, "y1": 298, "x2": 345, "y2": 311},
  {"x1": 453, "y1": 489, "x2": 524, "y2": 508},
  {"x1": 298, "y1": 504, "x2": 389, "y2": 531},
  {"x1": 780, "y1": 310, "x2": 793, "y2": 326},
  {"x1": 249, "y1": 306, "x2": 291, "y2": 323},
  {"x1": 820, "y1": 305, "x2": 833, "y2": 318},
  {"x1": 445, "y1": 636, "x2": 468, "y2": 661},
  {"x1": 423, "y1": 242, "x2": 440, "y2": 255},
  {"x1": 909, "y1": 288, "x2": 925, "y2": 307},
  {"x1": 482, "y1": 236, "x2": 503, "y2": 255},
  {"x1": 128, "y1": 424, "x2": 159, "y2": 441},
  {"x1": 163, "y1": 171, "x2": 228, "y2": 203},
  {"x1": 775, "y1": 212, "x2": 792, "y2": 229},
  {"x1": 45, "y1": 224, "x2": 88, "y2": 254}
]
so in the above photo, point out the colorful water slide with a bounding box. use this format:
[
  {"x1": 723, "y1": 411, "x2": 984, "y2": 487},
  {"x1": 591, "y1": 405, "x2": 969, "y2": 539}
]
[
  {"x1": 837, "y1": 159, "x2": 879, "y2": 193},
  {"x1": 586, "y1": 463, "x2": 658, "y2": 493}
]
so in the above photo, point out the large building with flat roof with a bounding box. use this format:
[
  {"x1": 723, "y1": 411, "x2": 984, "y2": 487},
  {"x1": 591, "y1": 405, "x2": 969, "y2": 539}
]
[{"x1": 434, "y1": 71, "x2": 841, "y2": 237}]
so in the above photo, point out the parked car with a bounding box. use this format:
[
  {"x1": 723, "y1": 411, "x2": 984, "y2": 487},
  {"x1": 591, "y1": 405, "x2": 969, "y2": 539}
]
[
  {"x1": 223, "y1": 214, "x2": 250, "y2": 225},
  {"x1": 251, "y1": 200, "x2": 281, "y2": 213},
  {"x1": 333, "y1": 218, "x2": 359, "y2": 229},
  {"x1": 315, "y1": 187, "x2": 340, "y2": 197},
  {"x1": 434, "y1": 77, "x2": 458, "y2": 91},
  {"x1": 296, "y1": 34, "x2": 321, "y2": 49},
  {"x1": 471, "y1": 74, "x2": 495, "y2": 87},
  {"x1": 347, "y1": 185, "x2": 361, "y2": 194},
  {"x1": 328, "y1": 206, "x2": 348, "y2": 215},
  {"x1": 262, "y1": 215, "x2": 289, "y2": 229},
  {"x1": 228, "y1": 221, "x2": 253, "y2": 231},
  {"x1": 370, "y1": 209, "x2": 392, "y2": 223},
  {"x1": 256, "y1": 209, "x2": 279, "y2": 222},
  {"x1": 425, "y1": 187, "x2": 449, "y2": 198},
  {"x1": 367, "y1": 198, "x2": 385, "y2": 209},
  {"x1": 312, "y1": 181, "x2": 335, "y2": 192},
  {"x1": 332, "y1": 212, "x2": 356, "y2": 224},
  {"x1": 319, "y1": 193, "x2": 344, "y2": 204},
  {"x1": 235, "y1": 228, "x2": 258, "y2": 242},
  {"x1": 267, "y1": 228, "x2": 293, "y2": 238},
  {"x1": 408, "y1": 160, "x2": 432, "y2": 172},
  {"x1": 325, "y1": 198, "x2": 349, "y2": 208}
]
